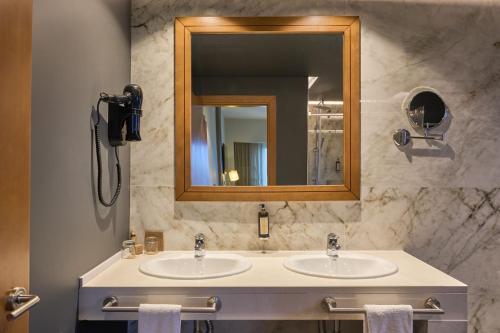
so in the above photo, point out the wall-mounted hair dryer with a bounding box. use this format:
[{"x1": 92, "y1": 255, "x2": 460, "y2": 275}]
[
  {"x1": 100, "y1": 84, "x2": 143, "y2": 146},
  {"x1": 93, "y1": 84, "x2": 143, "y2": 207}
]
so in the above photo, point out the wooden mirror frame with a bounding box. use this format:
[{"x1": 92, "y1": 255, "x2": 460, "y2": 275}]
[{"x1": 175, "y1": 16, "x2": 360, "y2": 201}]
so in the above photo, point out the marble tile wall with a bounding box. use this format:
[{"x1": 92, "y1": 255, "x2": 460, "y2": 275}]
[{"x1": 130, "y1": 1, "x2": 500, "y2": 332}]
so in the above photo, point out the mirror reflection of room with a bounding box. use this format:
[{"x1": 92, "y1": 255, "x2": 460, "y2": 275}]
[
  {"x1": 190, "y1": 33, "x2": 344, "y2": 186},
  {"x1": 191, "y1": 103, "x2": 271, "y2": 186}
]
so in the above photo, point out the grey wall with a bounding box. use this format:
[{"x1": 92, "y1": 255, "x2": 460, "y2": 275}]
[
  {"x1": 31, "y1": 1, "x2": 131, "y2": 332},
  {"x1": 193, "y1": 76, "x2": 308, "y2": 184}
]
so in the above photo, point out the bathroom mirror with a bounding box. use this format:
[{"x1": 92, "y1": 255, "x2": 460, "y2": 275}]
[{"x1": 175, "y1": 16, "x2": 360, "y2": 201}]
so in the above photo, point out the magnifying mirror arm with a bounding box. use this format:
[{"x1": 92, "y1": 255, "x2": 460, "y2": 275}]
[
  {"x1": 410, "y1": 133, "x2": 444, "y2": 141},
  {"x1": 393, "y1": 128, "x2": 444, "y2": 146}
]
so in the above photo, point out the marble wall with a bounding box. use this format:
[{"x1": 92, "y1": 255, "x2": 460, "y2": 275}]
[{"x1": 130, "y1": 1, "x2": 500, "y2": 332}]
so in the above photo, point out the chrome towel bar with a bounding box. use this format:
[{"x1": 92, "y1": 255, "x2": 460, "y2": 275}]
[
  {"x1": 102, "y1": 296, "x2": 222, "y2": 313},
  {"x1": 322, "y1": 297, "x2": 444, "y2": 315}
]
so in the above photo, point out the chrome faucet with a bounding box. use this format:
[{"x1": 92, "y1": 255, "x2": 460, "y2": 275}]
[
  {"x1": 194, "y1": 233, "x2": 206, "y2": 258},
  {"x1": 327, "y1": 233, "x2": 341, "y2": 258}
]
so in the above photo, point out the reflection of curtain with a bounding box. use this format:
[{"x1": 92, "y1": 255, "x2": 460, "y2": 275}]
[
  {"x1": 191, "y1": 106, "x2": 210, "y2": 185},
  {"x1": 234, "y1": 142, "x2": 267, "y2": 186}
]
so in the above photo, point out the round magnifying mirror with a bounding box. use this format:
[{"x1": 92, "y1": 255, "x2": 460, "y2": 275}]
[{"x1": 403, "y1": 87, "x2": 448, "y2": 130}]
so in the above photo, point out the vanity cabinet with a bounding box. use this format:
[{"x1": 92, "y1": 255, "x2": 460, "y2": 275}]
[{"x1": 78, "y1": 251, "x2": 467, "y2": 333}]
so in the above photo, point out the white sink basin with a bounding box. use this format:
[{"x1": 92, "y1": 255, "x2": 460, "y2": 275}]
[
  {"x1": 139, "y1": 253, "x2": 252, "y2": 279},
  {"x1": 283, "y1": 252, "x2": 398, "y2": 279}
]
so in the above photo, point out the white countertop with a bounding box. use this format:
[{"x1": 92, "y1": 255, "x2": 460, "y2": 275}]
[{"x1": 81, "y1": 250, "x2": 466, "y2": 293}]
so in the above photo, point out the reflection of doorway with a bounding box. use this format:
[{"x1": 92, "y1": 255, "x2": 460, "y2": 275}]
[{"x1": 192, "y1": 95, "x2": 277, "y2": 185}]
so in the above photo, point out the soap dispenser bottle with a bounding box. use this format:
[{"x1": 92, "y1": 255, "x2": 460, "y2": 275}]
[{"x1": 258, "y1": 204, "x2": 270, "y2": 239}]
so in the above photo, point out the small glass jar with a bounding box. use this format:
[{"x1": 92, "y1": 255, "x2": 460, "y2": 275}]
[
  {"x1": 144, "y1": 236, "x2": 159, "y2": 255},
  {"x1": 122, "y1": 240, "x2": 136, "y2": 259}
]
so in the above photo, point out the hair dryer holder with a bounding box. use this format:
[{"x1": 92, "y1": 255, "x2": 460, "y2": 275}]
[{"x1": 108, "y1": 103, "x2": 143, "y2": 147}]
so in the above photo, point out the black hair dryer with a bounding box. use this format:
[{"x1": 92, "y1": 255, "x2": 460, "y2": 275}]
[
  {"x1": 93, "y1": 84, "x2": 143, "y2": 207},
  {"x1": 103, "y1": 84, "x2": 143, "y2": 146}
]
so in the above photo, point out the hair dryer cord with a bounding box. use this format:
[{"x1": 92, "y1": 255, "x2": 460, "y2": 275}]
[{"x1": 94, "y1": 98, "x2": 122, "y2": 207}]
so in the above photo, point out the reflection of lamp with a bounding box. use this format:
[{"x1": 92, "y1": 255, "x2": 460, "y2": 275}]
[
  {"x1": 221, "y1": 170, "x2": 239, "y2": 185},
  {"x1": 228, "y1": 170, "x2": 239, "y2": 182}
]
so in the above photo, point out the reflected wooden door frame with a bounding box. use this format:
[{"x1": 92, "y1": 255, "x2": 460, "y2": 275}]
[
  {"x1": 192, "y1": 95, "x2": 277, "y2": 186},
  {"x1": 175, "y1": 16, "x2": 360, "y2": 201}
]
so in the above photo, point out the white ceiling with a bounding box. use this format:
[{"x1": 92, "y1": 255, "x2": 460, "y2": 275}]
[{"x1": 221, "y1": 106, "x2": 267, "y2": 120}]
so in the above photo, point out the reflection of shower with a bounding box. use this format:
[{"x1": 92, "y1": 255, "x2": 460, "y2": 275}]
[
  {"x1": 312, "y1": 103, "x2": 330, "y2": 184},
  {"x1": 312, "y1": 104, "x2": 332, "y2": 112},
  {"x1": 307, "y1": 100, "x2": 344, "y2": 185}
]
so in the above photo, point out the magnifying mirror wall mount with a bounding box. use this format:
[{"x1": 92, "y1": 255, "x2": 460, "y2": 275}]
[
  {"x1": 393, "y1": 88, "x2": 449, "y2": 147},
  {"x1": 175, "y1": 16, "x2": 360, "y2": 201}
]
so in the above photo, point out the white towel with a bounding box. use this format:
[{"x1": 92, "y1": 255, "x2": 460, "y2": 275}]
[
  {"x1": 364, "y1": 304, "x2": 413, "y2": 333},
  {"x1": 138, "y1": 303, "x2": 181, "y2": 333}
]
